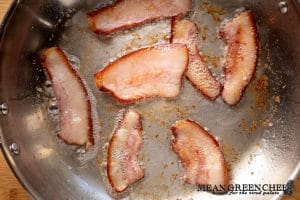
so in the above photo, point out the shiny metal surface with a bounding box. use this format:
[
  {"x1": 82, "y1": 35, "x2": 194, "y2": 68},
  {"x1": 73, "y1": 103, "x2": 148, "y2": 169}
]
[{"x1": 0, "y1": 0, "x2": 299, "y2": 200}]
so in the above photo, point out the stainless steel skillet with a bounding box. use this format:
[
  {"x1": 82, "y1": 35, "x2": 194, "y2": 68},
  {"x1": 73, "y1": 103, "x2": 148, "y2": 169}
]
[{"x1": 0, "y1": 0, "x2": 299, "y2": 199}]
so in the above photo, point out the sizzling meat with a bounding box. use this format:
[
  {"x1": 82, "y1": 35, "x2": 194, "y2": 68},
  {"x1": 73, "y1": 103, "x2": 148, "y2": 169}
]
[
  {"x1": 171, "y1": 120, "x2": 229, "y2": 192},
  {"x1": 220, "y1": 11, "x2": 258, "y2": 105},
  {"x1": 171, "y1": 18, "x2": 221, "y2": 99},
  {"x1": 87, "y1": 0, "x2": 192, "y2": 35},
  {"x1": 94, "y1": 44, "x2": 189, "y2": 103},
  {"x1": 40, "y1": 47, "x2": 95, "y2": 148},
  {"x1": 107, "y1": 109, "x2": 144, "y2": 193}
]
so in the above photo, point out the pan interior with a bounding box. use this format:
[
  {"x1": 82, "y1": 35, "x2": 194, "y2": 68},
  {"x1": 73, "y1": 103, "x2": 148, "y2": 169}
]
[{"x1": 0, "y1": 0, "x2": 299, "y2": 200}]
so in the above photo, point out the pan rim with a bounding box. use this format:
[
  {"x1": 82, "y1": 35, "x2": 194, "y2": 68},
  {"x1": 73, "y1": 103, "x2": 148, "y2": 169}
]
[{"x1": 0, "y1": 0, "x2": 39, "y2": 199}]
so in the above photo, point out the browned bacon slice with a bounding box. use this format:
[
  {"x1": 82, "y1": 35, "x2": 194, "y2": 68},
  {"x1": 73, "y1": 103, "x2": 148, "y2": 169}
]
[
  {"x1": 171, "y1": 18, "x2": 222, "y2": 100},
  {"x1": 220, "y1": 11, "x2": 258, "y2": 105},
  {"x1": 171, "y1": 120, "x2": 229, "y2": 192},
  {"x1": 107, "y1": 109, "x2": 144, "y2": 193},
  {"x1": 94, "y1": 44, "x2": 189, "y2": 103},
  {"x1": 87, "y1": 0, "x2": 192, "y2": 35},
  {"x1": 40, "y1": 47, "x2": 94, "y2": 148}
]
